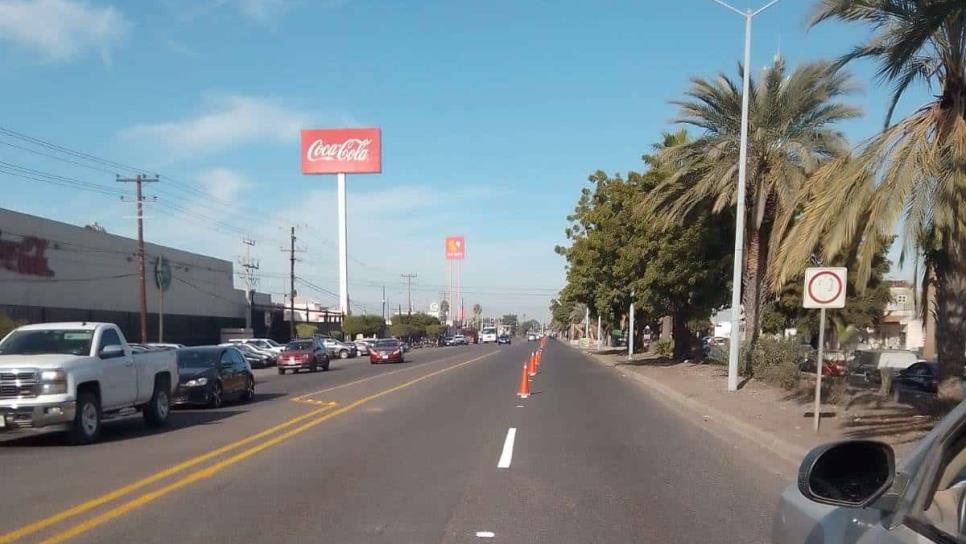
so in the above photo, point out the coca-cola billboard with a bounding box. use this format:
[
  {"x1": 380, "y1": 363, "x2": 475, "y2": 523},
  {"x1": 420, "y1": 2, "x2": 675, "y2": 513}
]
[{"x1": 300, "y1": 128, "x2": 381, "y2": 174}]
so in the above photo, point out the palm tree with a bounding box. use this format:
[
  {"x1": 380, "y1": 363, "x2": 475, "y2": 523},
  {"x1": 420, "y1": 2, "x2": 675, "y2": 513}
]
[
  {"x1": 776, "y1": 1, "x2": 966, "y2": 395},
  {"x1": 644, "y1": 56, "x2": 860, "y2": 354},
  {"x1": 472, "y1": 303, "x2": 482, "y2": 328}
]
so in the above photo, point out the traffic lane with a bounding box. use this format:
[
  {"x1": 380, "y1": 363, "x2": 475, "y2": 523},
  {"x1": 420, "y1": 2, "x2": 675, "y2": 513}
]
[
  {"x1": 0, "y1": 345, "x2": 482, "y2": 537},
  {"x1": 441, "y1": 340, "x2": 786, "y2": 543},
  {"x1": 61, "y1": 343, "x2": 523, "y2": 544}
]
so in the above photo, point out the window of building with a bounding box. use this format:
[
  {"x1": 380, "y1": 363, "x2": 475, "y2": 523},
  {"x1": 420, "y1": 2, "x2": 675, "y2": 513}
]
[{"x1": 895, "y1": 294, "x2": 908, "y2": 304}]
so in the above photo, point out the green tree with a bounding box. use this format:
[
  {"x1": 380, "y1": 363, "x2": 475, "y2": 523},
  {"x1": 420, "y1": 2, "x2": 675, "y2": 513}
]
[
  {"x1": 776, "y1": 0, "x2": 966, "y2": 394},
  {"x1": 519, "y1": 319, "x2": 541, "y2": 334},
  {"x1": 425, "y1": 324, "x2": 446, "y2": 340},
  {"x1": 295, "y1": 323, "x2": 317, "y2": 339},
  {"x1": 644, "y1": 57, "x2": 860, "y2": 356},
  {"x1": 342, "y1": 315, "x2": 385, "y2": 339},
  {"x1": 557, "y1": 132, "x2": 733, "y2": 358}
]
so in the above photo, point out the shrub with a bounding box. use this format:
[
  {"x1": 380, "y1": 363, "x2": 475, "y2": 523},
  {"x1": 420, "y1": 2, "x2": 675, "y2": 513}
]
[
  {"x1": 744, "y1": 336, "x2": 807, "y2": 390},
  {"x1": 654, "y1": 338, "x2": 673, "y2": 358}
]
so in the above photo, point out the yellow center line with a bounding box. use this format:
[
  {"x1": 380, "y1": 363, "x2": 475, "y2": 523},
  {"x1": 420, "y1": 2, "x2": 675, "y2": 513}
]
[
  {"x1": 26, "y1": 350, "x2": 498, "y2": 544},
  {"x1": 0, "y1": 402, "x2": 339, "y2": 544}
]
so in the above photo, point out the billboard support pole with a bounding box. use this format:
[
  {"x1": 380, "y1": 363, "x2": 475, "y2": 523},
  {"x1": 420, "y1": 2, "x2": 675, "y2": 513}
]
[{"x1": 337, "y1": 172, "x2": 349, "y2": 316}]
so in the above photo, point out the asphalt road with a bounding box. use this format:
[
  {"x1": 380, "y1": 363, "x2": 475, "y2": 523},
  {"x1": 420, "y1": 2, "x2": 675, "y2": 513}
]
[{"x1": 0, "y1": 340, "x2": 788, "y2": 543}]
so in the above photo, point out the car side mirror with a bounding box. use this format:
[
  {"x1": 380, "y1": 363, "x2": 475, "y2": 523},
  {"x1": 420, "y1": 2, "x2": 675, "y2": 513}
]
[
  {"x1": 99, "y1": 344, "x2": 125, "y2": 359},
  {"x1": 798, "y1": 440, "x2": 895, "y2": 508}
]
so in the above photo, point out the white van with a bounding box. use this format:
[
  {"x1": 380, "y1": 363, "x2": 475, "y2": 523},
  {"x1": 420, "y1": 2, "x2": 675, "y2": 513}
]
[{"x1": 850, "y1": 349, "x2": 919, "y2": 382}]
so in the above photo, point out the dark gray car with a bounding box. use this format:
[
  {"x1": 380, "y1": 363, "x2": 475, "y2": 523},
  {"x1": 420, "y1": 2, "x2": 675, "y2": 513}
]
[{"x1": 774, "y1": 399, "x2": 966, "y2": 542}]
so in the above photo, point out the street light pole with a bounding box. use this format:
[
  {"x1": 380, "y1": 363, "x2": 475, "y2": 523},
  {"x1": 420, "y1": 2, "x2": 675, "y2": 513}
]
[{"x1": 712, "y1": 0, "x2": 782, "y2": 392}]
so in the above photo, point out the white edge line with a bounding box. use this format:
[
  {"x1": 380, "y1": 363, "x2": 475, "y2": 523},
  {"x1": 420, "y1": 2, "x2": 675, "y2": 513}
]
[{"x1": 497, "y1": 427, "x2": 517, "y2": 469}]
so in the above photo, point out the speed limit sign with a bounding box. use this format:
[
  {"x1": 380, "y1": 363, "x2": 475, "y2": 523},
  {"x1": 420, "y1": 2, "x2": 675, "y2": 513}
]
[{"x1": 803, "y1": 267, "x2": 847, "y2": 309}]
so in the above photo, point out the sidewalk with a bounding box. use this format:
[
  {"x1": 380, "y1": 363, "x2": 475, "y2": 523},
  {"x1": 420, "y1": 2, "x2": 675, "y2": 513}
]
[{"x1": 579, "y1": 346, "x2": 943, "y2": 467}]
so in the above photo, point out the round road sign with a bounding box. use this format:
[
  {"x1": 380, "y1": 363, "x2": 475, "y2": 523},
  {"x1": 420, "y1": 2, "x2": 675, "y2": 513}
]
[{"x1": 807, "y1": 271, "x2": 843, "y2": 305}]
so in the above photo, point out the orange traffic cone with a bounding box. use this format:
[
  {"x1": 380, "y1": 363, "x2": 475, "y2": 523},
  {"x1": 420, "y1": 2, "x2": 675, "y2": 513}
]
[
  {"x1": 517, "y1": 363, "x2": 530, "y2": 398},
  {"x1": 528, "y1": 351, "x2": 537, "y2": 377}
]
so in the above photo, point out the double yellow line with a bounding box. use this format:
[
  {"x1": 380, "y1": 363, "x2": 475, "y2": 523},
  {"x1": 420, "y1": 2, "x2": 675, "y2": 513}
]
[{"x1": 2, "y1": 350, "x2": 496, "y2": 544}]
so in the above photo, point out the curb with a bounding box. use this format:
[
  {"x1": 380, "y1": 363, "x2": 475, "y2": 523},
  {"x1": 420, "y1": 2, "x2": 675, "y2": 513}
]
[{"x1": 570, "y1": 344, "x2": 808, "y2": 468}]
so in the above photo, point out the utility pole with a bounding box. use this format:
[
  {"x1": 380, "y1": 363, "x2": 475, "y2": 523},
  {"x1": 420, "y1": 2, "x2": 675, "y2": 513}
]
[
  {"x1": 239, "y1": 237, "x2": 259, "y2": 333},
  {"x1": 381, "y1": 285, "x2": 387, "y2": 324},
  {"x1": 401, "y1": 273, "x2": 417, "y2": 315},
  {"x1": 117, "y1": 174, "x2": 159, "y2": 343},
  {"x1": 280, "y1": 227, "x2": 305, "y2": 340}
]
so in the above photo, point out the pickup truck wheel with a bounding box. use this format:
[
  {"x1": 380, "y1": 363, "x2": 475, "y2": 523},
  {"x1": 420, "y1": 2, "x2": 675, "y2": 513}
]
[
  {"x1": 278, "y1": 368, "x2": 285, "y2": 375},
  {"x1": 323, "y1": 361, "x2": 330, "y2": 371},
  {"x1": 207, "y1": 382, "x2": 223, "y2": 409},
  {"x1": 143, "y1": 383, "x2": 171, "y2": 427},
  {"x1": 68, "y1": 392, "x2": 101, "y2": 445}
]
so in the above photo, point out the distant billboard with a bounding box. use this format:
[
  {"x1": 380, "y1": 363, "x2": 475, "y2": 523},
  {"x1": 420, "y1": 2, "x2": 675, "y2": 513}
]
[
  {"x1": 445, "y1": 236, "x2": 465, "y2": 260},
  {"x1": 300, "y1": 128, "x2": 381, "y2": 174}
]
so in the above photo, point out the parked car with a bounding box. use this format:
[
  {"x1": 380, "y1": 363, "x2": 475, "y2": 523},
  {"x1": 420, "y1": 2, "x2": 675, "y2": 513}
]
[
  {"x1": 446, "y1": 335, "x2": 468, "y2": 346},
  {"x1": 369, "y1": 339, "x2": 405, "y2": 364},
  {"x1": 891, "y1": 361, "x2": 939, "y2": 401},
  {"x1": 480, "y1": 327, "x2": 498, "y2": 344},
  {"x1": 0, "y1": 322, "x2": 178, "y2": 444},
  {"x1": 225, "y1": 342, "x2": 274, "y2": 368},
  {"x1": 773, "y1": 398, "x2": 966, "y2": 543},
  {"x1": 354, "y1": 340, "x2": 371, "y2": 355},
  {"x1": 230, "y1": 338, "x2": 284, "y2": 356},
  {"x1": 173, "y1": 346, "x2": 254, "y2": 408},
  {"x1": 318, "y1": 337, "x2": 356, "y2": 359},
  {"x1": 279, "y1": 338, "x2": 330, "y2": 374},
  {"x1": 850, "y1": 349, "x2": 919, "y2": 384},
  {"x1": 799, "y1": 353, "x2": 847, "y2": 377},
  {"x1": 497, "y1": 334, "x2": 512, "y2": 345}
]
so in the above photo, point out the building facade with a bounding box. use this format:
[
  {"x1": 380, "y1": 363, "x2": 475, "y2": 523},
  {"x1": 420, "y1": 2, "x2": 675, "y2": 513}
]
[{"x1": 0, "y1": 208, "x2": 248, "y2": 345}]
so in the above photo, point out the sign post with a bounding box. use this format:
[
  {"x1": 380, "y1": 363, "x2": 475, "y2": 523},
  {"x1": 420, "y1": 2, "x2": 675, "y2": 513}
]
[
  {"x1": 300, "y1": 128, "x2": 382, "y2": 317},
  {"x1": 803, "y1": 267, "x2": 847, "y2": 432}
]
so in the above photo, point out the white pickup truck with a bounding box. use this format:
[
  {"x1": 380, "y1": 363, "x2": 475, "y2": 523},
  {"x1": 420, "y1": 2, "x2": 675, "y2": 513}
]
[{"x1": 0, "y1": 322, "x2": 178, "y2": 444}]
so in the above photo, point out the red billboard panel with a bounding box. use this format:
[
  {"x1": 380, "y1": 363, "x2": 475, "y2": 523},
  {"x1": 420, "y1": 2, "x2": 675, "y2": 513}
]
[
  {"x1": 445, "y1": 236, "x2": 465, "y2": 260},
  {"x1": 300, "y1": 128, "x2": 381, "y2": 174}
]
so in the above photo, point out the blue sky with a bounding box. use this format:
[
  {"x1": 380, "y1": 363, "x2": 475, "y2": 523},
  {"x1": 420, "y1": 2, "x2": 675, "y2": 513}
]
[{"x1": 0, "y1": 0, "x2": 927, "y2": 321}]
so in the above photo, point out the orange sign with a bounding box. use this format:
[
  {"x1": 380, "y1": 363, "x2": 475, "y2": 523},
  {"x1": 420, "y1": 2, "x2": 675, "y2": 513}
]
[{"x1": 445, "y1": 236, "x2": 464, "y2": 260}]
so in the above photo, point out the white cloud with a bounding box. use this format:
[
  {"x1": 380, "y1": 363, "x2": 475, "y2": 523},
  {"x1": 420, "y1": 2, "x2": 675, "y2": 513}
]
[
  {"x1": 236, "y1": 0, "x2": 290, "y2": 25},
  {"x1": 119, "y1": 94, "x2": 309, "y2": 159},
  {"x1": 0, "y1": 0, "x2": 128, "y2": 62},
  {"x1": 198, "y1": 167, "x2": 252, "y2": 202}
]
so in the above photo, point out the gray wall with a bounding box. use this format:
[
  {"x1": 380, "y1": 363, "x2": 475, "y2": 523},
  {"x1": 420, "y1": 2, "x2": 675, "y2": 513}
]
[{"x1": 0, "y1": 208, "x2": 246, "y2": 319}]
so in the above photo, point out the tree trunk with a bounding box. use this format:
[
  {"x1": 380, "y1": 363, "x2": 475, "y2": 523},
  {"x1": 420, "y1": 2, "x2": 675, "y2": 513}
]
[
  {"x1": 741, "y1": 225, "x2": 769, "y2": 373},
  {"x1": 934, "y1": 237, "x2": 966, "y2": 401},
  {"x1": 672, "y1": 310, "x2": 695, "y2": 360}
]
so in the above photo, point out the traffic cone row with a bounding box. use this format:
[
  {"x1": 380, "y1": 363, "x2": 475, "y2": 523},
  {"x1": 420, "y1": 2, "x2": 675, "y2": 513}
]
[{"x1": 517, "y1": 348, "x2": 547, "y2": 398}]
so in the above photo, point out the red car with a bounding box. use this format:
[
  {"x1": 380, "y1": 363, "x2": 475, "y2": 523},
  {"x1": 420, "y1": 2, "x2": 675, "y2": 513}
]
[
  {"x1": 800, "y1": 358, "x2": 846, "y2": 377},
  {"x1": 278, "y1": 338, "x2": 330, "y2": 374},
  {"x1": 369, "y1": 339, "x2": 405, "y2": 364}
]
